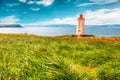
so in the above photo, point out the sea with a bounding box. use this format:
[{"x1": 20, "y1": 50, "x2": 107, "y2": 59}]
[{"x1": 0, "y1": 25, "x2": 120, "y2": 37}]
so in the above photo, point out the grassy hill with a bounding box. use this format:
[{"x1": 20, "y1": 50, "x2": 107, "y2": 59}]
[{"x1": 0, "y1": 34, "x2": 120, "y2": 80}]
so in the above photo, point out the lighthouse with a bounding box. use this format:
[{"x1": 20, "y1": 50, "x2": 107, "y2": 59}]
[{"x1": 77, "y1": 14, "x2": 85, "y2": 37}]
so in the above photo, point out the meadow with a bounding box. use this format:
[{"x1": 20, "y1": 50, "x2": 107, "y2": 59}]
[{"x1": 0, "y1": 33, "x2": 120, "y2": 80}]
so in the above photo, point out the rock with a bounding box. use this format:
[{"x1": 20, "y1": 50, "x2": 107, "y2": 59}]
[
  {"x1": 62, "y1": 34, "x2": 95, "y2": 37},
  {"x1": 79, "y1": 34, "x2": 95, "y2": 37}
]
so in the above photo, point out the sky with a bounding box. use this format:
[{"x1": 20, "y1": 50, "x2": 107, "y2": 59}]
[{"x1": 0, "y1": 0, "x2": 120, "y2": 25}]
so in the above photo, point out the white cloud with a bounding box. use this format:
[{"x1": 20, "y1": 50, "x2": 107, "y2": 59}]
[
  {"x1": 18, "y1": 0, "x2": 55, "y2": 6},
  {"x1": 27, "y1": 0, "x2": 34, "y2": 4},
  {"x1": 85, "y1": 8, "x2": 120, "y2": 25},
  {"x1": 77, "y1": 0, "x2": 118, "y2": 6},
  {"x1": 77, "y1": 3, "x2": 96, "y2": 6},
  {"x1": 90, "y1": 0, "x2": 118, "y2": 4},
  {"x1": 36, "y1": 0, "x2": 55, "y2": 6},
  {"x1": 43, "y1": 9, "x2": 120, "y2": 25},
  {"x1": 18, "y1": 0, "x2": 26, "y2": 3},
  {"x1": 36, "y1": 17, "x2": 77, "y2": 25},
  {"x1": 6, "y1": 3, "x2": 20, "y2": 7},
  {"x1": 30, "y1": 8, "x2": 40, "y2": 11},
  {"x1": 32, "y1": 8, "x2": 120, "y2": 25},
  {"x1": 0, "y1": 15, "x2": 20, "y2": 24}
]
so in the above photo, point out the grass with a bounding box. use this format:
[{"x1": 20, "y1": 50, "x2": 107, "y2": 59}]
[{"x1": 0, "y1": 33, "x2": 120, "y2": 80}]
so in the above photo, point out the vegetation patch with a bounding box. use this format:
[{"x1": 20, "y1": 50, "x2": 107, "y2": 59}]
[{"x1": 0, "y1": 34, "x2": 120, "y2": 80}]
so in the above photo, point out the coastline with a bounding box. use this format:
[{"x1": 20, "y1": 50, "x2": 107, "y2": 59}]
[
  {"x1": 60, "y1": 34, "x2": 120, "y2": 42},
  {"x1": 0, "y1": 33, "x2": 120, "y2": 42}
]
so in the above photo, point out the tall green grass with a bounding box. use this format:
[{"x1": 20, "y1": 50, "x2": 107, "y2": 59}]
[{"x1": 0, "y1": 34, "x2": 120, "y2": 80}]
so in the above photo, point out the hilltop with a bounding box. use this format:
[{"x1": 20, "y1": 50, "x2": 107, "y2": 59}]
[{"x1": 0, "y1": 24, "x2": 23, "y2": 28}]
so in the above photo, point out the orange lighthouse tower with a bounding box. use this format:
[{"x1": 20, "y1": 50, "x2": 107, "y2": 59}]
[{"x1": 77, "y1": 14, "x2": 85, "y2": 37}]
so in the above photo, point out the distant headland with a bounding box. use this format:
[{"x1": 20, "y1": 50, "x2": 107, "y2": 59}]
[{"x1": 0, "y1": 24, "x2": 23, "y2": 28}]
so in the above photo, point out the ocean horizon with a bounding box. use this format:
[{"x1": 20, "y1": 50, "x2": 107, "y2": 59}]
[{"x1": 0, "y1": 25, "x2": 120, "y2": 37}]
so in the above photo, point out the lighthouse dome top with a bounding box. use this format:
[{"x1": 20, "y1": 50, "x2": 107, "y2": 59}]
[{"x1": 78, "y1": 14, "x2": 84, "y2": 20}]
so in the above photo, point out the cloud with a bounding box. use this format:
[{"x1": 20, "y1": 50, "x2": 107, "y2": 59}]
[
  {"x1": 90, "y1": 0, "x2": 118, "y2": 4},
  {"x1": 18, "y1": 0, "x2": 26, "y2": 3},
  {"x1": 18, "y1": 0, "x2": 55, "y2": 6},
  {"x1": 77, "y1": 0, "x2": 118, "y2": 6},
  {"x1": 0, "y1": 15, "x2": 20, "y2": 24},
  {"x1": 32, "y1": 17, "x2": 77, "y2": 25},
  {"x1": 85, "y1": 8, "x2": 120, "y2": 25},
  {"x1": 27, "y1": 0, "x2": 34, "y2": 4},
  {"x1": 30, "y1": 8, "x2": 40, "y2": 11},
  {"x1": 39, "y1": 9, "x2": 120, "y2": 25},
  {"x1": 6, "y1": 3, "x2": 20, "y2": 7},
  {"x1": 36, "y1": 0, "x2": 55, "y2": 6},
  {"x1": 32, "y1": 8, "x2": 120, "y2": 25}
]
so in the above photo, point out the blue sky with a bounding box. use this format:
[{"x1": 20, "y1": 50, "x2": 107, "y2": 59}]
[{"x1": 0, "y1": 0, "x2": 120, "y2": 25}]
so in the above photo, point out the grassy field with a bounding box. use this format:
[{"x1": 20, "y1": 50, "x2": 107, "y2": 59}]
[{"x1": 0, "y1": 33, "x2": 120, "y2": 80}]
